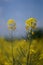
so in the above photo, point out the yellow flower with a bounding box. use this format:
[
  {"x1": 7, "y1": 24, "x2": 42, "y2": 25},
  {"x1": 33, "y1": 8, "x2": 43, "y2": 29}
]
[
  {"x1": 28, "y1": 18, "x2": 37, "y2": 22},
  {"x1": 25, "y1": 19, "x2": 30, "y2": 26},
  {"x1": 7, "y1": 19, "x2": 16, "y2": 30},
  {"x1": 25, "y1": 18, "x2": 37, "y2": 27},
  {"x1": 7, "y1": 19, "x2": 16, "y2": 25}
]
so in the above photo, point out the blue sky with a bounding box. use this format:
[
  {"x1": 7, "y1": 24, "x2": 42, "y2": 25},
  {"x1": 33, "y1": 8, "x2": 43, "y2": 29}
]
[{"x1": 0, "y1": 0, "x2": 43, "y2": 37}]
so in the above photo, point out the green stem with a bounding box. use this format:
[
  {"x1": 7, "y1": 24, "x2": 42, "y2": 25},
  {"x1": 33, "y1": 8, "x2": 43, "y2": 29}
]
[
  {"x1": 10, "y1": 30, "x2": 14, "y2": 65},
  {"x1": 27, "y1": 28, "x2": 32, "y2": 65}
]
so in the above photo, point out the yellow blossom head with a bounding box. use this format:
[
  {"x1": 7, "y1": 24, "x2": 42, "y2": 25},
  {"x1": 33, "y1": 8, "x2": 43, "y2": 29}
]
[
  {"x1": 25, "y1": 17, "x2": 37, "y2": 30},
  {"x1": 7, "y1": 19, "x2": 15, "y2": 25},
  {"x1": 25, "y1": 17, "x2": 37, "y2": 26},
  {"x1": 7, "y1": 19, "x2": 16, "y2": 30}
]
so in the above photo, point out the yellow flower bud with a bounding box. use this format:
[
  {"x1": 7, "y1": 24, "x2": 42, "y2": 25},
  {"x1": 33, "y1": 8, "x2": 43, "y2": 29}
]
[{"x1": 32, "y1": 32, "x2": 35, "y2": 35}]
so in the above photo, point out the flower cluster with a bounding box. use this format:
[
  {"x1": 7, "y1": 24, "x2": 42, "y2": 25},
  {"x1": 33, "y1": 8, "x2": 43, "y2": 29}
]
[
  {"x1": 25, "y1": 18, "x2": 37, "y2": 30},
  {"x1": 7, "y1": 19, "x2": 16, "y2": 30}
]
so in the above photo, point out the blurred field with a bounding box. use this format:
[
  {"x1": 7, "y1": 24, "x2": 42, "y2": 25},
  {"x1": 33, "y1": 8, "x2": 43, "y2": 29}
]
[{"x1": 0, "y1": 37, "x2": 43, "y2": 65}]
